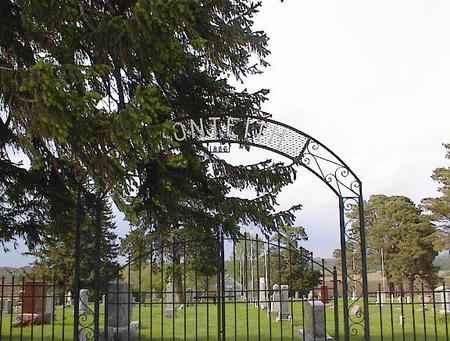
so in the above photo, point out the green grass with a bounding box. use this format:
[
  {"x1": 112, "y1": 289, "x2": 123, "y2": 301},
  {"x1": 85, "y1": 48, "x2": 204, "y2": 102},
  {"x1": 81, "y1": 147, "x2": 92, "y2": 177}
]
[{"x1": 1, "y1": 300, "x2": 450, "y2": 340}]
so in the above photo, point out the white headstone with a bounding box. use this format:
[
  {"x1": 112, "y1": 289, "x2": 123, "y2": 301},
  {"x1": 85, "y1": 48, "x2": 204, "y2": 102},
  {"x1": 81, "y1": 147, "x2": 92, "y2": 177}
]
[
  {"x1": 434, "y1": 286, "x2": 450, "y2": 313},
  {"x1": 79, "y1": 289, "x2": 89, "y2": 315},
  {"x1": 66, "y1": 291, "x2": 72, "y2": 306},
  {"x1": 259, "y1": 278, "x2": 267, "y2": 309}
]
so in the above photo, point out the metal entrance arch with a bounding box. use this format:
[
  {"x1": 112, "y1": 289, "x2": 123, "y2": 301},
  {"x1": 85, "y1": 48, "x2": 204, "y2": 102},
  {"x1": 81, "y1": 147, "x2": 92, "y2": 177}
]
[{"x1": 175, "y1": 114, "x2": 370, "y2": 341}]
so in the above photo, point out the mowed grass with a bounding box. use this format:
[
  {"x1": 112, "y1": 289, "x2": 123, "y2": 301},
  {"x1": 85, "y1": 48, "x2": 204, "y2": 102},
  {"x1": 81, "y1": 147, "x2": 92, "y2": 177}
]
[{"x1": 1, "y1": 299, "x2": 450, "y2": 340}]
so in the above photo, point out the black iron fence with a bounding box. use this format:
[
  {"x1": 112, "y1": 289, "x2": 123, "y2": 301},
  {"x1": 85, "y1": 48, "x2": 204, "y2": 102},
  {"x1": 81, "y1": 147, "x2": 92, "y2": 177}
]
[
  {"x1": 4, "y1": 235, "x2": 449, "y2": 340},
  {"x1": 0, "y1": 233, "x2": 345, "y2": 341}
]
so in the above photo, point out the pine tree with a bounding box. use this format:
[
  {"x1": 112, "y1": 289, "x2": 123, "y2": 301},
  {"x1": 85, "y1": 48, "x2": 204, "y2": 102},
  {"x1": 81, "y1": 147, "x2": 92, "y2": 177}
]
[{"x1": 421, "y1": 144, "x2": 450, "y2": 251}]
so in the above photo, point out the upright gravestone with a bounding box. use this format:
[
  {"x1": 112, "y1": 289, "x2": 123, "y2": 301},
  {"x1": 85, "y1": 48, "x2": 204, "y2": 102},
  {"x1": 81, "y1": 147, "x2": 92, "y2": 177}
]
[
  {"x1": 259, "y1": 278, "x2": 267, "y2": 309},
  {"x1": 271, "y1": 284, "x2": 280, "y2": 317},
  {"x1": 164, "y1": 282, "x2": 175, "y2": 319},
  {"x1": 102, "y1": 281, "x2": 136, "y2": 341},
  {"x1": 79, "y1": 289, "x2": 89, "y2": 315},
  {"x1": 297, "y1": 301, "x2": 332, "y2": 341},
  {"x1": 435, "y1": 286, "x2": 450, "y2": 313},
  {"x1": 1, "y1": 299, "x2": 12, "y2": 314},
  {"x1": 186, "y1": 288, "x2": 193, "y2": 305},
  {"x1": 278, "y1": 285, "x2": 290, "y2": 321},
  {"x1": 66, "y1": 291, "x2": 72, "y2": 306}
]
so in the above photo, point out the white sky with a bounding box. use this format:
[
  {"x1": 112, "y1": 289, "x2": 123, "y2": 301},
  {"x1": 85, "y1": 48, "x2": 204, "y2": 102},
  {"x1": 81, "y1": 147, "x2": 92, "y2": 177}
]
[{"x1": 1, "y1": 0, "x2": 449, "y2": 265}]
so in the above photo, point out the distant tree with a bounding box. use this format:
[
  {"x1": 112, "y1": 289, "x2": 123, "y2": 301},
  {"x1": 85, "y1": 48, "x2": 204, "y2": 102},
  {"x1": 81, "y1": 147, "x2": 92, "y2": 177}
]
[
  {"x1": 366, "y1": 195, "x2": 439, "y2": 290},
  {"x1": 30, "y1": 197, "x2": 119, "y2": 291},
  {"x1": 269, "y1": 226, "x2": 321, "y2": 296},
  {"x1": 421, "y1": 144, "x2": 450, "y2": 251}
]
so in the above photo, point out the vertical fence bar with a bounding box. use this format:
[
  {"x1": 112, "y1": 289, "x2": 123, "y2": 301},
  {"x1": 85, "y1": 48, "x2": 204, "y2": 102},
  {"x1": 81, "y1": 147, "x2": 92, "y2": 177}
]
[
  {"x1": 172, "y1": 240, "x2": 176, "y2": 341},
  {"x1": 256, "y1": 235, "x2": 261, "y2": 341},
  {"x1": 267, "y1": 236, "x2": 272, "y2": 341},
  {"x1": 277, "y1": 236, "x2": 283, "y2": 341},
  {"x1": 411, "y1": 281, "x2": 417, "y2": 341},
  {"x1": 9, "y1": 276, "x2": 14, "y2": 341},
  {"x1": 443, "y1": 282, "x2": 449, "y2": 341},
  {"x1": 220, "y1": 231, "x2": 226, "y2": 341},
  {"x1": 20, "y1": 277, "x2": 24, "y2": 341},
  {"x1": 73, "y1": 189, "x2": 82, "y2": 341},
  {"x1": 432, "y1": 285, "x2": 438, "y2": 340},
  {"x1": 389, "y1": 285, "x2": 394, "y2": 340},
  {"x1": 183, "y1": 241, "x2": 187, "y2": 341},
  {"x1": 161, "y1": 244, "x2": 164, "y2": 341},
  {"x1": 0, "y1": 277, "x2": 4, "y2": 340},
  {"x1": 333, "y1": 267, "x2": 340, "y2": 341},
  {"x1": 288, "y1": 241, "x2": 294, "y2": 340},
  {"x1": 322, "y1": 259, "x2": 327, "y2": 339},
  {"x1": 138, "y1": 252, "x2": 142, "y2": 341},
  {"x1": 128, "y1": 257, "x2": 131, "y2": 341},
  {"x1": 233, "y1": 239, "x2": 237, "y2": 341},
  {"x1": 421, "y1": 282, "x2": 427, "y2": 341},
  {"x1": 51, "y1": 275, "x2": 56, "y2": 341},
  {"x1": 400, "y1": 286, "x2": 405, "y2": 341},
  {"x1": 377, "y1": 283, "x2": 383, "y2": 341},
  {"x1": 244, "y1": 233, "x2": 249, "y2": 341},
  {"x1": 149, "y1": 245, "x2": 153, "y2": 341}
]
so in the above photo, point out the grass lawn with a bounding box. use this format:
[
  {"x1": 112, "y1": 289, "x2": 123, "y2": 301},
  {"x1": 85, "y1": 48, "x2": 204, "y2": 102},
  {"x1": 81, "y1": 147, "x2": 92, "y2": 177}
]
[{"x1": 1, "y1": 300, "x2": 450, "y2": 340}]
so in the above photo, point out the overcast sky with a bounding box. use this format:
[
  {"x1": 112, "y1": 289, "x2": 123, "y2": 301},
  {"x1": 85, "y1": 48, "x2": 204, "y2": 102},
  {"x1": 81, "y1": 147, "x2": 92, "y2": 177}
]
[{"x1": 1, "y1": 0, "x2": 449, "y2": 266}]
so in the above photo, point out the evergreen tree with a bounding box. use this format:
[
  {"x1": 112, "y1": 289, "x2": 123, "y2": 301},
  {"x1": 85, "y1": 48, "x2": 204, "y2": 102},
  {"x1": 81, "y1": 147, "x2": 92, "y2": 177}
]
[
  {"x1": 29, "y1": 197, "x2": 119, "y2": 290},
  {"x1": 365, "y1": 195, "x2": 439, "y2": 289},
  {"x1": 0, "y1": 1, "x2": 298, "y2": 253},
  {"x1": 421, "y1": 144, "x2": 450, "y2": 251}
]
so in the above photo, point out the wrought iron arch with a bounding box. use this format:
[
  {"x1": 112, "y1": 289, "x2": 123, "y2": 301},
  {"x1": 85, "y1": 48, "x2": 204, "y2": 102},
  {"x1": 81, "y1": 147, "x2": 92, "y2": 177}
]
[{"x1": 173, "y1": 114, "x2": 370, "y2": 341}]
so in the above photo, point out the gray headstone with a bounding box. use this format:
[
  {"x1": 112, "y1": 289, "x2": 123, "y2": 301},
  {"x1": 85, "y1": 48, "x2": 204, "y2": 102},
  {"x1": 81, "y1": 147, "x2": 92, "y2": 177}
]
[
  {"x1": 164, "y1": 282, "x2": 175, "y2": 319},
  {"x1": 106, "y1": 281, "x2": 132, "y2": 329},
  {"x1": 259, "y1": 278, "x2": 267, "y2": 309},
  {"x1": 278, "y1": 285, "x2": 290, "y2": 321},
  {"x1": 1, "y1": 299, "x2": 13, "y2": 314},
  {"x1": 186, "y1": 288, "x2": 193, "y2": 305},
  {"x1": 295, "y1": 291, "x2": 301, "y2": 300},
  {"x1": 79, "y1": 289, "x2": 89, "y2": 315},
  {"x1": 299, "y1": 300, "x2": 329, "y2": 341},
  {"x1": 271, "y1": 284, "x2": 280, "y2": 315}
]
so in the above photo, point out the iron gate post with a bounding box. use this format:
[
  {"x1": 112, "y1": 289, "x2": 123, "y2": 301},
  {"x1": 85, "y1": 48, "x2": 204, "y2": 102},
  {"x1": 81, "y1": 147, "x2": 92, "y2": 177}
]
[
  {"x1": 338, "y1": 197, "x2": 350, "y2": 341},
  {"x1": 358, "y1": 187, "x2": 371, "y2": 341}
]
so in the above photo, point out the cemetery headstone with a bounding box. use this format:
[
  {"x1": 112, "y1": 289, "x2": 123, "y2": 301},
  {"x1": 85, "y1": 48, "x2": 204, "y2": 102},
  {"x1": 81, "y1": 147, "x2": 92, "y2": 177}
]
[
  {"x1": 79, "y1": 289, "x2": 89, "y2": 315},
  {"x1": 278, "y1": 285, "x2": 290, "y2": 321},
  {"x1": 102, "y1": 281, "x2": 136, "y2": 341},
  {"x1": 1, "y1": 299, "x2": 13, "y2": 314},
  {"x1": 66, "y1": 291, "x2": 72, "y2": 306},
  {"x1": 271, "y1": 284, "x2": 280, "y2": 316},
  {"x1": 297, "y1": 300, "x2": 332, "y2": 341},
  {"x1": 186, "y1": 288, "x2": 193, "y2": 305},
  {"x1": 434, "y1": 286, "x2": 450, "y2": 313},
  {"x1": 164, "y1": 282, "x2": 175, "y2": 319},
  {"x1": 320, "y1": 286, "x2": 329, "y2": 304},
  {"x1": 259, "y1": 278, "x2": 267, "y2": 309},
  {"x1": 13, "y1": 282, "x2": 51, "y2": 326}
]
